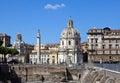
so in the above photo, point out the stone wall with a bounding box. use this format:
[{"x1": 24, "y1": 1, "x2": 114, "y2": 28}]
[
  {"x1": 0, "y1": 64, "x2": 120, "y2": 83},
  {"x1": 0, "y1": 64, "x2": 21, "y2": 83},
  {"x1": 10, "y1": 65, "x2": 85, "y2": 82}
]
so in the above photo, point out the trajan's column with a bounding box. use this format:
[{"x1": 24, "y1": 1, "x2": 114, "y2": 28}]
[{"x1": 37, "y1": 29, "x2": 41, "y2": 64}]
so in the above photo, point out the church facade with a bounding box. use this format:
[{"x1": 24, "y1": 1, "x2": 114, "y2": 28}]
[
  {"x1": 29, "y1": 19, "x2": 83, "y2": 65},
  {"x1": 58, "y1": 19, "x2": 82, "y2": 64}
]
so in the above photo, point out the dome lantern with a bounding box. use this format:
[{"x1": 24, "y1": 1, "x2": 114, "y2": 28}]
[{"x1": 68, "y1": 19, "x2": 73, "y2": 28}]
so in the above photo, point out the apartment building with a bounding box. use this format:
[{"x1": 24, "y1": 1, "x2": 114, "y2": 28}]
[
  {"x1": 0, "y1": 33, "x2": 11, "y2": 47},
  {"x1": 87, "y1": 27, "x2": 120, "y2": 63}
]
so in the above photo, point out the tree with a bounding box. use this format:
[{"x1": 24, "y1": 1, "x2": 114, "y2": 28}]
[
  {"x1": 0, "y1": 47, "x2": 19, "y2": 63},
  {"x1": 0, "y1": 39, "x2": 19, "y2": 63},
  {"x1": 0, "y1": 38, "x2": 19, "y2": 63},
  {"x1": 9, "y1": 48, "x2": 19, "y2": 57},
  {"x1": 0, "y1": 46, "x2": 10, "y2": 63},
  {"x1": 8, "y1": 48, "x2": 19, "y2": 63}
]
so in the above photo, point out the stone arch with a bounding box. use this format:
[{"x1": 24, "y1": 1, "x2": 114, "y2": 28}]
[{"x1": 105, "y1": 78, "x2": 115, "y2": 83}]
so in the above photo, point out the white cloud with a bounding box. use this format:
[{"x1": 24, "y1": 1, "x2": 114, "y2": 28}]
[{"x1": 44, "y1": 3, "x2": 65, "y2": 10}]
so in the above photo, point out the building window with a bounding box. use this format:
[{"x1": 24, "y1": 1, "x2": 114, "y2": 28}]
[
  {"x1": 116, "y1": 39, "x2": 118, "y2": 43},
  {"x1": 91, "y1": 30, "x2": 93, "y2": 32},
  {"x1": 62, "y1": 41, "x2": 64, "y2": 45},
  {"x1": 109, "y1": 56, "x2": 112, "y2": 59},
  {"x1": 95, "y1": 44, "x2": 98, "y2": 46},
  {"x1": 36, "y1": 59, "x2": 37, "y2": 63},
  {"x1": 52, "y1": 56, "x2": 55, "y2": 58},
  {"x1": 42, "y1": 58, "x2": 44, "y2": 64},
  {"x1": 94, "y1": 44, "x2": 98, "y2": 49},
  {"x1": 109, "y1": 40, "x2": 111, "y2": 43},
  {"x1": 116, "y1": 44, "x2": 119, "y2": 49},
  {"x1": 102, "y1": 45, "x2": 105, "y2": 49},
  {"x1": 69, "y1": 32, "x2": 71, "y2": 35},
  {"x1": 68, "y1": 41, "x2": 71, "y2": 45},
  {"x1": 76, "y1": 41, "x2": 78, "y2": 45},
  {"x1": 59, "y1": 59, "x2": 61, "y2": 63},
  {"x1": 109, "y1": 44, "x2": 112, "y2": 49},
  {"x1": 52, "y1": 56, "x2": 55, "y2": 64},
  {"x1": 95, "y1": 39, "x2": 98, "y2": 43},
  {"x1": 103, "y1": 51, "x2": 104, "y2": 54},
  {"x1": 91, "y1": 44, "x2": 94, "y2": 49},
  {"x1": 109, "y1": 50, "x2": 111, "y2": 54},
  {"x1": 91, "y1": 39, "x2": 93, "y2": 43},
  {"x1": 47, "y1": 58, "x2": 49, "y2": 64}
]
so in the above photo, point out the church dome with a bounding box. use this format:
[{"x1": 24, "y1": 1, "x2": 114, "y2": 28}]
[{"x1": 61, "y1": 19, "x2": 80, "y2": 39}]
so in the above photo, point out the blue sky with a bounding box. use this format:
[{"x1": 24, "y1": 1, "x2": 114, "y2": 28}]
[{"x1": 0, "y1": 0, "x2": 120, "y2": 44}]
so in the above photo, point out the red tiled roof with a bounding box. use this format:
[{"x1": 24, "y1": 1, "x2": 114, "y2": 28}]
[{"x1": 110, "y1": 30, "x2": 120, "y2": 32}]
